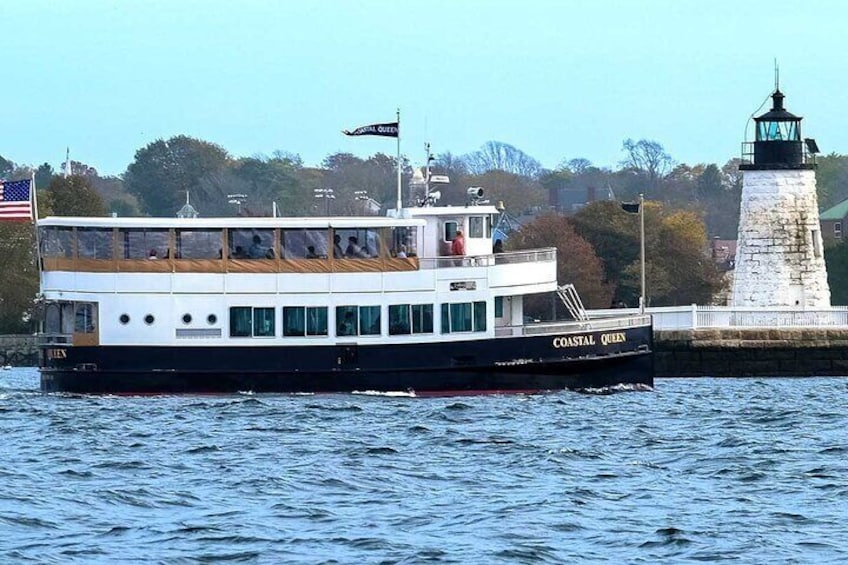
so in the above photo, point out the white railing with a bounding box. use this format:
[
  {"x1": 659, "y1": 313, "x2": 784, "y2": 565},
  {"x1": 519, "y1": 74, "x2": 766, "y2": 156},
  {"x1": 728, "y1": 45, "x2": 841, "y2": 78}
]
[
  {"x1": 495, "y1": 314, "x2": 652, "y2": 337},
  {"x1": 418, "y1": 248, "x2": 556, "y2": 270},
  {"x1": 591, "y1": 305, "x2": 848, "y2": 330}
]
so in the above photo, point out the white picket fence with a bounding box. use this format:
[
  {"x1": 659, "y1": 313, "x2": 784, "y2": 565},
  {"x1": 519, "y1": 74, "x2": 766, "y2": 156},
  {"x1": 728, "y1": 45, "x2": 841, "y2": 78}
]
[{"x1": 590, "y1": 305, "x2": 848, "y2": 330}]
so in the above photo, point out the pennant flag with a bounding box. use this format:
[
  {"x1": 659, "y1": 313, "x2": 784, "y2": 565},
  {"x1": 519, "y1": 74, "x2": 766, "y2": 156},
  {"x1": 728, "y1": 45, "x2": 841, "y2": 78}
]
[
  {"x1": 0, "y1": 179, "x2": 34, "y2": 221},
  {"x1": 343, "y1": 121, "x2": 399, "y2": 138},
  {"x1": 621, "y1": 202, "x2": 640, "y2": 214}
]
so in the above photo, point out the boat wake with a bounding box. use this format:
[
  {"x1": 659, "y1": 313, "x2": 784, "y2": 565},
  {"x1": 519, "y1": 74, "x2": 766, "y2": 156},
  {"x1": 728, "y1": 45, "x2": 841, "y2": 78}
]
[
  {"x1": 352, "y1": 390, "x2": 417, "y2": 398},
  {"x1": 575, "y1": 383, "x2": 654, "y2": 395}
]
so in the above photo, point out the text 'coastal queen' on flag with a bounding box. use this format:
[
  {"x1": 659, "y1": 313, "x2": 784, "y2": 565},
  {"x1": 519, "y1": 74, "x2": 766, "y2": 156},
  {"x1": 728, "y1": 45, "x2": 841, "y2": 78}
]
[
  {"x1": 0, "y1": 179, "x2": 34, "y2": 221},
  {"x1": 343, "y1": 122, "x2": 399, "y2": 138}
]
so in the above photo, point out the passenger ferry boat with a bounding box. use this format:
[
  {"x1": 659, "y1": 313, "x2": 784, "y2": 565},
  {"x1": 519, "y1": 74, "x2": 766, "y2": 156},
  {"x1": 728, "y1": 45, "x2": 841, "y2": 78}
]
[{"x1": 36, "y1": 197, "x2": 653, "y2": 394}]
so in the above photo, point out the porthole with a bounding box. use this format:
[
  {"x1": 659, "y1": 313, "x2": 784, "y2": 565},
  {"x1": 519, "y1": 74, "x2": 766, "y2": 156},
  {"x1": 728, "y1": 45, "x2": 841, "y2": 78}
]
[
  {"x1": 119, "y1": 314, "x2": 130, "y2": 325},
  {"x1": 182, "y1": 313, "x2": 192, "y2": 325},
  {"x1": 144, "y1": 314, "x2": 155, "y2": 325},
  {"x1": 207, "y1": 314, "x2": 217, "y2": 325}
]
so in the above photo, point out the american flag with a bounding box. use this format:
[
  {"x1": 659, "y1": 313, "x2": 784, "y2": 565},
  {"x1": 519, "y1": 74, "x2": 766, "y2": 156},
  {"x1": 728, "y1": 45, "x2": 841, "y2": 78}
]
[{"x1": 0, "y1": 179, "x2": 33, "y2": 221}]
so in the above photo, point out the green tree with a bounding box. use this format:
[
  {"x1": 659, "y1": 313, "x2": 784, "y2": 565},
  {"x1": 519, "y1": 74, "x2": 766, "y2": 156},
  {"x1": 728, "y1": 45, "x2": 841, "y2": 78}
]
[
  {"x1": 34, "y1": 163, "x2": 54, "y2": 189},
  {"x1": 46, "y1": 175, "x2": 106, "y2": 216},
  {"x1": 0, "y1": 223, "x2": 38, "y2": 333},
  {"x1": 125, "y1": 135, "x2": 230, "y2": 216},
  {"x1": 0, "y1": 154, "x2": 13, "y2": 178},
  {"x1": 825, "y1": 242, "x2": 848, "y2": 305}
]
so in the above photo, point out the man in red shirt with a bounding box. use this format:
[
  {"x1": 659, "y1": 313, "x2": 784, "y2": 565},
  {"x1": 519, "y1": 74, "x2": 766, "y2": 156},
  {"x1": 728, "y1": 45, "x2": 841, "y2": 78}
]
[{"x1": 451, "y1": 229, "x2": 465, "y2": 265}]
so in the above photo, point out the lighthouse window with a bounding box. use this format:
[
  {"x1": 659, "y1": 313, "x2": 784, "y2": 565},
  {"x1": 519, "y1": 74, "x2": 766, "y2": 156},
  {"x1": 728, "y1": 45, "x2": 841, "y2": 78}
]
[
  {"x1": 77, "y1": 228, "x2": 114, "y2": 260},
  {"x1": 758, "y1": 121, "x2": 798, "y2": 142},
  {"x1": 283, "y1": 306, "x2": 328, "y2": 336}
]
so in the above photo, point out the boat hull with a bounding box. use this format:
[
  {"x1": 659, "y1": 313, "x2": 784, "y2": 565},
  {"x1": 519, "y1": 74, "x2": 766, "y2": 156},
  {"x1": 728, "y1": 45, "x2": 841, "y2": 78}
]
[{"x1": 40, "y1": 325, "x2": 654, "y2": 394}]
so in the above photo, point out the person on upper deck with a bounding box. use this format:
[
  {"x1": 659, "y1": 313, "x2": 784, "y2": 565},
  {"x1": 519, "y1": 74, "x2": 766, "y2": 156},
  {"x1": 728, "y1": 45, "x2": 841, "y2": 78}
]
[
  {"x1": 333, "y1": 234, "x2": 344, "y2": 259},
  {"x1": 248, "y1": 235, "x2": 265, "y2": 259},
  {"x1": 451, "y1": 229, "x2": 466, "y2": 256},
  {"x1": 493, "y1": 239, "x2": 504, "y2": 254},
  {"x1": 346, "y1": 236, "x2": 368, "y2": 258}
]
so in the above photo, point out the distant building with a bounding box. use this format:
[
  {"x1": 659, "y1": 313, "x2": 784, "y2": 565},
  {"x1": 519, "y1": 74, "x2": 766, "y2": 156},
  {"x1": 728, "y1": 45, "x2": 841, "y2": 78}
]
[
  {"x1": 819, "y1": 199, "x2": 848, "y2": 244},
  {"x1": 710, "y1": 238, "x2": 736, "y2": 271}
]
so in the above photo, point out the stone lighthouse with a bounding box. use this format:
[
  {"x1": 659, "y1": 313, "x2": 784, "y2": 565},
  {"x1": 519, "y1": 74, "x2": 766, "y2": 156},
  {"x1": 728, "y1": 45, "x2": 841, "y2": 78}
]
[{"x1": 731, "y1": 88, "x2": 831, "y2": 307}]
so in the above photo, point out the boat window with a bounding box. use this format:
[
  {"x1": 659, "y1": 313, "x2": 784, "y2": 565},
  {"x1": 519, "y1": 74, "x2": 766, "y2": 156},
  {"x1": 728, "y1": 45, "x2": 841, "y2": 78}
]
[
  {"x1": 336, "y1": 306, "x2": 357, "y2": 336},
  {"x1": 334, "y1": 228, "x2": 381, "y2": 259},
  {"x1": 229, "y1": 229, "x2": 275, "y2": 259},
  {"x1": 444, "y1": 222, "x2": 458, "y2": 242},
  {"x1": 74, "y1": 302, "x2": 96, "y2": 333},
  {"x1": 359, "y1": 306, "x2": 381, "y2": 335},
  {"x1": 40, "y1": 227, "x2": 74, "y2": 258},
  {"x1": 412, "y1": 304, "x2": 433, "y2": 334},
  {"x1": 469, "y1": 217, "x2": 485, "y2": 238},
  {"x1": 282, "y1": 229, "x2": 329, "y2": 259},
  {"x1": 283, "y1": 306, "x2": 328, "y2": 336},
  {"x1": 389, "y1": 304, "x2": 433, "y2": 335},
  {"x1": 121, "y1": 228, "x2": 169, "y2": 260},
  {"x1": 388, "y1": 305, "x2": 411, "y2": 335},
  {"x1": 253, "y1": 307, "x2": 275, "y2": 337},
  {"x1": 77, "y1": 228, "x2": 114, "y2": 260},
  {"x1": 230, "y1": 307, "x2": 252, "y2": 337},
  {"x1": 441, "y1": 301, "x2": 486, "y2": 334},
  {"x1": 473, "y1": 301, "x2": 487, "y2": 332},
  {"x1": 486, "y1": 215, "x2": 494, "y2": 239},
  {"x1": 335, "y1": 305, "x2": 380, "y2": 336},
  {"x1": 390, "y1": 227, "x2": 417, "y2": 257},
  {"x1": 176, "y1": 229, "x2": 222, "y2": 259},
  {"x1": 495, "y1": 297, "x2": 504, "y2": 318}
]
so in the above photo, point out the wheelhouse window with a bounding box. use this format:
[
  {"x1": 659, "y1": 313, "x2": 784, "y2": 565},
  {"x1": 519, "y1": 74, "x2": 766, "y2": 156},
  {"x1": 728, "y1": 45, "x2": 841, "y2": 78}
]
[
  {"x1": 336, "y1": 305, "x2": 381, "y2": 336},
  {"x1": 333, "y1": 228, "x2": 382, "y2": 259},
  {"x1": 282, "y1": 229, "x2": 329, "y2": 259},
  {"x1": 74, "y1": 302, "x2": 96, "y2": 333},
  {"x1": 390, "y1": 226, "x2": 418, "y2": 257},
  {"x1": 469, "y1": 216, "x2": 485, "y2": 238},
  {"x1": 229, "y1": 229, "x2": 275, "y2": 259},
  {"x1": 283, "y1": 306, "x2": 328, "y2": 336},
  {"x1": 389, "y1": 304, "x2": 433, "y2": 335},
  {"x1": 441, "y1": 301, "x2": 486, "y2": 333},
  {"x1": 444, "y1": 221, "x2": 458, "y2": 243},
  {"x1": 176, "y1": 229, "x2": 222, "y2": 259},
  {"x1": 77, "y1": 228, "x2": 114, "y2": 260},
  {"x1": 121, "y1": 228, "x2": 170, "y2": 259},
  {"x1": 40, "y1": 227, "x2": 74, "y2": 258},
  {"x1": 229, "y1": 306, "x2": 275, "y2": 338}
]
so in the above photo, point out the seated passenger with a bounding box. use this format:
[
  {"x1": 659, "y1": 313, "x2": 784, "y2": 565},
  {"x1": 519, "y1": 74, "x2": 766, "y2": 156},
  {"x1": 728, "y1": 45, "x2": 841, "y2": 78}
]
[
  {"x1": 346, "y1": 236, "x2": 368, "y2": 258},
  {"x1": 148, "y1": 248, "x2": 158, "y2": 260},
  {"x1": 333, "y1": 235, "x2": 344, "y2": 259},
  {"x1": 248, "y1": 235, "x2": 265, "y2": 259},
  {"x1": 232, "y1": 246, "x2": 246, "y2": 259},
  {"x1": 306, "y1": 245, "x2": 320, "y2": 259}
]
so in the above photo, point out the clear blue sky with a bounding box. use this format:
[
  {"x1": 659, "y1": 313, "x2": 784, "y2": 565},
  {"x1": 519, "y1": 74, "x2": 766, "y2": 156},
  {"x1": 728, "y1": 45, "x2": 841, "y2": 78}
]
[{"x1": 1, "y1": 0, "x2": 844, "y2": 176}]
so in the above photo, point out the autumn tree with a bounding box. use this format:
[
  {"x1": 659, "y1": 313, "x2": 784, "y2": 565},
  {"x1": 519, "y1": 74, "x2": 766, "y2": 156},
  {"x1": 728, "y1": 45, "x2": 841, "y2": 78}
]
[
  {"x1": 620, "y1": 138, "x2": 674, "y2": 195},
  {"x1": 510, "y1": 214, "x2": 612, "y2": 317}
]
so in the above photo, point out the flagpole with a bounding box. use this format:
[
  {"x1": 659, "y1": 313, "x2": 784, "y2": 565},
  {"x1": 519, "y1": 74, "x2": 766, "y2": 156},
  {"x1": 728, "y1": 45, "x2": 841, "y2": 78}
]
[
  {"x1": 639, "y1": 193, "x2": 646, "y2": 314},
  {"x1": 31, "y1": 171, "x2": 44, "y2": 295},
  {"x1": 395, "y1": 108, "x2": 402, "y2": 211}
]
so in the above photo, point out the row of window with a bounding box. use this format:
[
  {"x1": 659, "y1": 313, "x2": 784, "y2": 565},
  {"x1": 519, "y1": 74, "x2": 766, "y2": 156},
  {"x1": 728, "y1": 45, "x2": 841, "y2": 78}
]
[
  {"x1": 40, "y1": 226, "x2": 420, "y2": 261},
  {"x1": 228, "y1": 302, "x2": 485, "y2": 338}
]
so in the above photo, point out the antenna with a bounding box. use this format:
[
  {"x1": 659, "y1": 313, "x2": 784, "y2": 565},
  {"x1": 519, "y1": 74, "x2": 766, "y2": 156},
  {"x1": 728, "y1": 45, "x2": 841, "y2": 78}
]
[{"x1": 774, "y1": 58, "x2": 779, "y2": 91}]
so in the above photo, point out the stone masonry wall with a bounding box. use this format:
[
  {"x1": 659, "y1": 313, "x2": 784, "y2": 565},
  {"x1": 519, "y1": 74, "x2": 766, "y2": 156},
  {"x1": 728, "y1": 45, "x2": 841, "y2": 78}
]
[
  {"x1": 655, "y1": 328, "x2": 848, "y2": 377},
  {"x1": 732, "y1": 169, "x2": 830, "y2": 307},
  {"x1": 0, "y1": 335, "x2": 38, "y2": 367}
]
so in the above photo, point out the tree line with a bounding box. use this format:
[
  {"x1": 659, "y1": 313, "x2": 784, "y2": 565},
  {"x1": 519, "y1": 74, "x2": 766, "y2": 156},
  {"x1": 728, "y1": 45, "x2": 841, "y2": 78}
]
[{"x1": 4, "y1": 136, "x2": 848, "y2": 331}]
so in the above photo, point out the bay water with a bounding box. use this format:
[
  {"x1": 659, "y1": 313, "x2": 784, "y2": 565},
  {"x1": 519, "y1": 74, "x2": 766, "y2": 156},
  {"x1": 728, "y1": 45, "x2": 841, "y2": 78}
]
[{"x1": 1, "y1": 367, "x2": 846, "y2": 563}]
